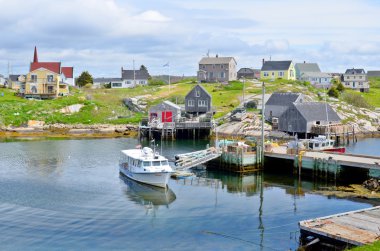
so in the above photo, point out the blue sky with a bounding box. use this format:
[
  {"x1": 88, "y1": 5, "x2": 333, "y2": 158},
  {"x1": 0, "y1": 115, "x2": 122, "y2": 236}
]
[{"x1": 1, "y1": 0, "x2": 380, "y2": 77}]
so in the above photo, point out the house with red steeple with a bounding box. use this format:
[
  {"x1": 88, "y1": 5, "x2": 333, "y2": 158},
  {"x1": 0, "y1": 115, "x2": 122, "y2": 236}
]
[{"x1": 25, "y1": 47, "x2": 74, "y2": 99}]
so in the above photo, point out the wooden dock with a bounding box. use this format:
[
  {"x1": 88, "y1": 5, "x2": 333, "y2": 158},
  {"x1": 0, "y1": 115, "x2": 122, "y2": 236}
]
[
  {"x1": 299, "y1": 206, "x2": 380, "y2": 246},
  {"x1": 265, "y1": 146, "x2": 380, "y2": 170}
]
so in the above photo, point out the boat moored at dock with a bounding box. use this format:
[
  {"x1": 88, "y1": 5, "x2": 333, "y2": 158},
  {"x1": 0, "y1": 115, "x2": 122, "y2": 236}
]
[{"x1": 119, "y1": 147, "x2": 173, "y2": 188}]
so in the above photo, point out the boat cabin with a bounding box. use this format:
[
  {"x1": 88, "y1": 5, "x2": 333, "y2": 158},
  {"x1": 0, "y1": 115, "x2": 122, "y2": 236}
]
[{"x1": 306, "y1": 136, "x2": 334, "y2": 151}]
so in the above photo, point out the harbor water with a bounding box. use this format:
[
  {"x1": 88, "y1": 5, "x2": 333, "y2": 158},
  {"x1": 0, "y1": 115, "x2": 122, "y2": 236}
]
[{"x1": 0, "y1": 137, "x2": 379, "y2": 250}]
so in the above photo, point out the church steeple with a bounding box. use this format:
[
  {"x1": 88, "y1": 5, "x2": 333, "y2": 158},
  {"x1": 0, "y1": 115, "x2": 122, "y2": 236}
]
[{"x1": 33, "y1": 46, "x2": 38, "y2": 62}]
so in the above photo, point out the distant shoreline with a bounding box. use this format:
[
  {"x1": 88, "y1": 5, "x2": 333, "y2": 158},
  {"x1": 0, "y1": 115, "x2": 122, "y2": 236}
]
[{"x1": 0, "y1": 124, "x2": 139, "y2": 139}]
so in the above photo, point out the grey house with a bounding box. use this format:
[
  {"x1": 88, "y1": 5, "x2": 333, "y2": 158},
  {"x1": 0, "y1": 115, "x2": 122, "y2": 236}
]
[
  {"x1": 265, "y1": 92, "x2": 304, "y2": 122},
  {"x1": 185, "y1": 84, "x2": 212, "y2": 115},
  {"x1": 197, "y1": 55, "x2": 237, "y2": 82},
  {"x1": 278, "y1": 102, "x2": 341, "y2": 134},
  {"x1": 237, "y1": 68, "x2": 260, "y2": 79},
  {"x1": 149, "y1": 100, "x2": 181, "y2": 123},
  {"x1": 341, "y1": 68, "x2": 369, "y2": 92},
  {"x1": 295, "y1": 63, "x2": 321, "y2": 80}
]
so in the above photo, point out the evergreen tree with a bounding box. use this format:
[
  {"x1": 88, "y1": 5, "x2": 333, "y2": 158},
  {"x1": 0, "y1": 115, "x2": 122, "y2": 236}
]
[{"x1": 76, "y1": 71, "x2": 93, "y2": 87}]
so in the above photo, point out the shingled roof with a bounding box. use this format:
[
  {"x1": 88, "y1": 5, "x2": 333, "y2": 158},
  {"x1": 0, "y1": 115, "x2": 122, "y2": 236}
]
[
  {"x1": 266, "y1": 92, "x2": 302, "y2": 106},
  {"x1": 122, "y1": 69, "x2": 150, "y2": 80},
  {"x1": 199, "y1": 56, "x2": 236, "y2": 65},
  {"x1": 345, "y1": 68, "x2": 366, "y2": 74},
  {"x1": 293, "y1": 102, "x2": 340, "y2": 122},
  {"x1": 261, "y1": 61, "x2": 292, "y2": 71},
  {"x1": 295, "y1": 63, "x2": 321, "y2": 73}
]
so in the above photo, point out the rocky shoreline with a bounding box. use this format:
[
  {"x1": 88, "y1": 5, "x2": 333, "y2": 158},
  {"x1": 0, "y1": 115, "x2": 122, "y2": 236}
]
[{"x1": 0, "y1": 123, "x2": 139, "y2": 138}]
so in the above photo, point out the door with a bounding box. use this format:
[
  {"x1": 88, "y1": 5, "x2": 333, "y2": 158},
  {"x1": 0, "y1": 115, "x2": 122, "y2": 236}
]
[{"x1": 162, "y1": 111, "x2": 173, "y2": 122}]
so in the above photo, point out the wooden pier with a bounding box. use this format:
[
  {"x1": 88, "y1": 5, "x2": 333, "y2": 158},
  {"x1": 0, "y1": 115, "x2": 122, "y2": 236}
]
[
  {"x1": 265, "y1": 146, "x2": 380, "y2": 171},
  {"x1": 299, "y1": 206, "x2": 380, "y2": 247}
]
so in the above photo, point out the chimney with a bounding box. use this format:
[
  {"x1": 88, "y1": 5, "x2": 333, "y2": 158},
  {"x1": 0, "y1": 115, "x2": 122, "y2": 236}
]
[
  {"x1": 304, "y1": 61, "x2": 306, "y2": 64},
  {"x1": 121, "y1": 67, "x2": 123, "y2": 76},
  {"x1": 262, "y1": 58, "x2": 265, "y2": 66},
  {"x1": 33, "y1": 46, "x2": 38, "y2": 63},
  {"x1": 216, "y1": 54, "x2": 218, "y2": 58}
]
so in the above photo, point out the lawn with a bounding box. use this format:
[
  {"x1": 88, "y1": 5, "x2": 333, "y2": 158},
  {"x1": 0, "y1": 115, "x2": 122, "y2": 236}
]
[
  {"x1": 349, "y1": 241, "x2": 380, "y2": 251},
  {"x1": 0, "y1": 78, "x2": 324, "y2": 126}
]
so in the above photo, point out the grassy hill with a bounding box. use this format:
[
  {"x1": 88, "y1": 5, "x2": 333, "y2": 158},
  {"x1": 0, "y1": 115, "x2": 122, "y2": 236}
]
[{"x1": 0, "y1": 77, "x2": 378, "y2": 127}]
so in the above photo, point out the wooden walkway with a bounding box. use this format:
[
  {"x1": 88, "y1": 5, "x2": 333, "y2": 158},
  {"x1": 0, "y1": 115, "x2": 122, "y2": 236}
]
[
  {"x1": 299, "y1": 206, "x2": 380, "y2": 246},
  {"x1": 265, "y1": 146, "x2": 380, "y2": 170},
  {"x1": 175, "y1": 147, "x2": 221, "y2": 170}
]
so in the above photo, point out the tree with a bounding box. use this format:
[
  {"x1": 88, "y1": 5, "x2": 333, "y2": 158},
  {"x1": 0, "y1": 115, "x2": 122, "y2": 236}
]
[
  {"x1": 327, "y1": 86, "x2": 339, "y2": 98},
  {"x1": 336, "y1": 82, "x2": 345, "y2": 92},
  {"x1": 76, "y1": 71, "x2": 93, "y2": 87}
]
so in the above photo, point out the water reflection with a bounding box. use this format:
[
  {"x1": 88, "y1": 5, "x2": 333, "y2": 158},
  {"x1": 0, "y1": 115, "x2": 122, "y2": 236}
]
[
  {"x1": 119, "y1": 175, "x2": 176, "y2": 209},
  {"x1": 176, "y1": 170, "x2": 264, "y2": 196}
]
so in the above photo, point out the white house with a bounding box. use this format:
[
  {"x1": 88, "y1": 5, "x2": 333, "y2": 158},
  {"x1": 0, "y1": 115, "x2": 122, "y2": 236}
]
[{"x1": 111, "y1": 67, "x2": 150, "y2": 88}]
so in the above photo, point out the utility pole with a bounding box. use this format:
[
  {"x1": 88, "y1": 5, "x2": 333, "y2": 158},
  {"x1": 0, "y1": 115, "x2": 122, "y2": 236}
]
[
  {"x1": 261, "y1": 82, "x2": 265, "y2": 167},
  {"x1": 133, "y1": 59, "x2": 136, "y2": 87}
]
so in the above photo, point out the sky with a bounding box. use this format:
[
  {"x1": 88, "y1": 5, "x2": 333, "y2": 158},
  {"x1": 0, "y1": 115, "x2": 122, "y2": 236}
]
[{"x1": 1, "y1": 0, "x2": 380, "y2": 77}]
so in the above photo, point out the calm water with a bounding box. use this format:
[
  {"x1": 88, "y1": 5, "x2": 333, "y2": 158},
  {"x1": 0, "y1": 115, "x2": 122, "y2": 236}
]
[{"x1": 0, "y1": 138, "x2": 378, "y2": 251}]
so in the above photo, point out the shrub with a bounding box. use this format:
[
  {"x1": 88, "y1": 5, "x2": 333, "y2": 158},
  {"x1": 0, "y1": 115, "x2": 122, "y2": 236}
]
[
  {"x1": 327, "y1": 87, "x2": 339, "y2": 98},
  {"x1": 84, "y1": 83, "x2": 93, "y2": 89},
  {"x1": 341, "y1": 92, "x2": 372, "y2": 109},
  {"x1": 148, "y1": 79, "x2": 166, "y2": 86}
]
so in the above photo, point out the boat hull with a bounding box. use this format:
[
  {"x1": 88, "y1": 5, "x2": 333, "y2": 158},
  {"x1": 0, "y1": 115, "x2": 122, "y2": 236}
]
[
  {"x1": 119, "y1": 166, "x2": 172, "y2": 188},
  {"x1": 323, "y1": 147, "x2": 346, "y2": 153}
]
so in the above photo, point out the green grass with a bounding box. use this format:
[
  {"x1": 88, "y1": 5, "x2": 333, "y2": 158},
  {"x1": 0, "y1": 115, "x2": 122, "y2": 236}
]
[
  {"x1": 349, "y1": 241, "x2": 380, "y2": 250},
  {"x1": 0, "y1": 78, "x2": 344, "y2": 126}
]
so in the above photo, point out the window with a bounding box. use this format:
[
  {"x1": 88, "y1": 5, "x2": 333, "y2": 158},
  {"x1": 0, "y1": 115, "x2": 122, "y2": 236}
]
[
  {"x1": 271, "y1": 72, "x2": 275, "y2": 77},
  {"x1": 359, "y1": 76, "x2": 362, "y2": 79},
  {"x1": 47, "y1": 75, "x2": 54, "y2": 82},
  {"x1": 112, "y1": 82, "x2": 122, "y2": 87},
  {"x1": 279, "y1": 72, "x2": 284, "y2": 77},
  {"x1": 195, "y1": 90, "x2": 200, "y2": 97},
  {"x1": 202, "y1": 65, "x2": 205, "y2": 69},
  {"x1": 198, "y1": 100, "x2": 207, "y2": 107},
  {"x1": 152, "y1": 161, "x2": 161, "y2": 166},
  {"x1": 143, "y1": 161, "x2": 151, "y2": 167},
  {"x1": 31, "y1": 75, "x2": 37, "y2": 82},
  {"x1": 264, "y1": 72, "x2": 269, "y2": 77},
  {"x1": 221, "y1": 64, "x2": 224, "y2": 69},
  {"x1": 347, "y1": 76, "x2": 350, "y2": 79},
  {"x1": 221, "y1": 72, "x2": 225, "y2": 78},
  {"x1": 161, "y1": 160, "x2": 168, "y2": 165},
  {"x1": 139, "y1": 80, "x2": 146, "y2": 84},
  {"x1": 188, "y1": 100, "x2": 194, "y2": 107},
  {"x1": 127, "y1": 81, "x2": 131, "y2": 84}
]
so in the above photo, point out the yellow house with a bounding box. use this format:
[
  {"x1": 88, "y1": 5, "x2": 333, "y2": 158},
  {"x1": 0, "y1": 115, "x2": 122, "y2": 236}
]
[
  {"x1": 25, "y1": 47, "x2": 72, "y2": 99},
  {"x1": 260, "y1": 60, "x2": 296, "y2": 80}
]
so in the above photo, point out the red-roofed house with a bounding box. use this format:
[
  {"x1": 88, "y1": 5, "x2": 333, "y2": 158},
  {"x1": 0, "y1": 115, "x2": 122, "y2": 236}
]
[{"x1": 25, "y1": 47, "x2": 74, "y2": 99}]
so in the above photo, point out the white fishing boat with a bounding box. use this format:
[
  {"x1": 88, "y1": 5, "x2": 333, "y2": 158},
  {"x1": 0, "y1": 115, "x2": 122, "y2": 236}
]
[{"x1": 119, "y1": 147, "x2": 173, "y2": 188}]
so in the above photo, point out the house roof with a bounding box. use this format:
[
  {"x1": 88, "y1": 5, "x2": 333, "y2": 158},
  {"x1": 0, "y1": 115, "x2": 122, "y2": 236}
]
[
  {"x1": 301, "y1": 72, "x2": 332, "y2": 78},
  {"x1": 199, "y1": 56, "x2": 236, "y2": 65},
  {"x1": 122, "y1": 69, "x2": 150, "y2": 80},
  {"x1": 293, "y1": 102, "x2": 340, "y2": 122},
  {"x1": 163, "y1": 100, "x2": 181, "y2": 110},
  {"x1": 93, "y1": 77, "x2": 122, "y2": 83},
  {"x1": 30, "y1": 62, "x2": 61, "y2": 74},
  {"x1": 9, "y1": 74, "x2": 24, "y2": 81},
  {"x1": 185, "y1": 84, "x2": 212, "y2": 99},
  {"x1": 237, "y1": 68, "x2": 260, "y2": 74},
  {"x1": 295, "y1": 63, "x2": 321, "y2": 73},
  {"x1": 345, "y1": 68, "x2": 366, "y2": 74},
  {"x1": 367, "y1": 71, "x2": 380, "y2": 77},
  {"x1": 61, "y1": 67, "x2": 73, "y2": 78},
  {"x1": 261, "y1": 61, "x2": 292, "y2": 71},
  {"x1": 266, "y1": 92, "x2": 302, "y2": 106}
]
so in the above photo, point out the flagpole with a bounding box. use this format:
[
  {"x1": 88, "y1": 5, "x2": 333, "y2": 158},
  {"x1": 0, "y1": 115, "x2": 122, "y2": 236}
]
[{"x1": 168, "y1": 63, "x2": 171, "y2": 93}]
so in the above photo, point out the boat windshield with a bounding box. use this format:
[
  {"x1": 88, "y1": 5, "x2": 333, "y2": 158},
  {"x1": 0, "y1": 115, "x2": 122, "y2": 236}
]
[
  {"x1": 152, "y1": 161, "x2": 161, "y2": 166},
  {"x1": 309, "y1": 142, "x2": 314, "y2": 149},
  {"x1": 143, "y1": 161, "x2": 151, "y2": 167},
  {"x1": 160, "y1": 160, "x2": 168, "y2": 165}
]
